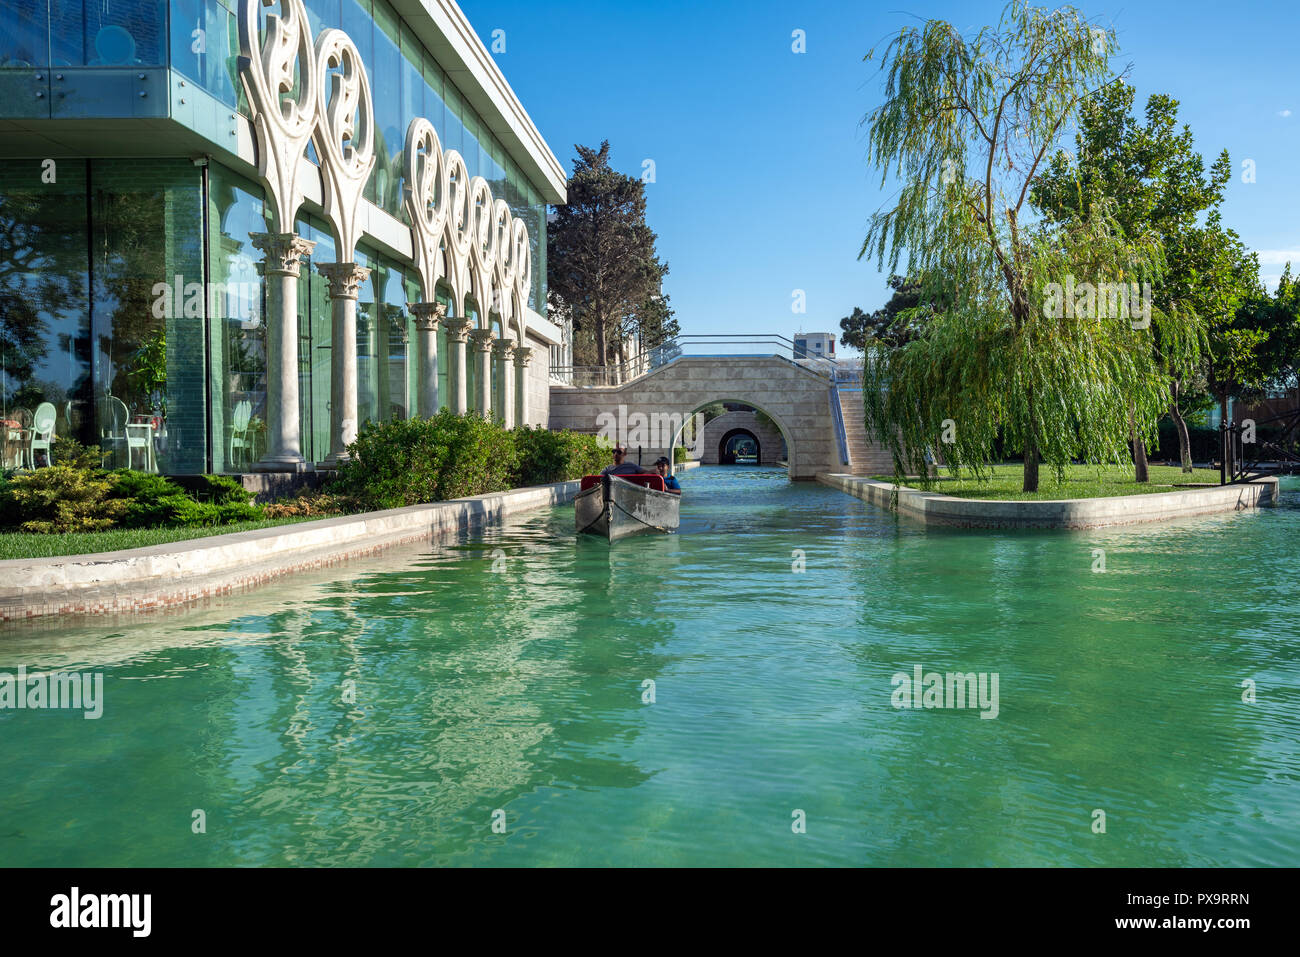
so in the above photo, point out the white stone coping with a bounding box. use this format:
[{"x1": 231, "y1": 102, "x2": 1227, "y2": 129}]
[
  {"x1": 818, "y1": 473, "x2": 1280, "y2": 529},
  {"x1": 0, "y1": 480, "x2": 580, "y2": 623}
]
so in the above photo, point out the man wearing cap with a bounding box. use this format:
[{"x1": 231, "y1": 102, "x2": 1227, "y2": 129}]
[{"x1": 654, "y1": 456, "x2": 682, "y2": 494}]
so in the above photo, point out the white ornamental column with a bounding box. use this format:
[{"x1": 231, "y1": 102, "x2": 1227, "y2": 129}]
[
  {"x1": 491, "y1": 338, "x2": 515, "y2": 427},
  {"x1": 443, "y1": 317, "x2": 471, "y2": 415},
  {"x1": 312, "y1": 28, "x2": 376, "y2": 468},
  {"x1": 401, "y1": 118, "x2": 451, "y2": 421},
  {"x1": 409, "y1": 302, "x2": 446, "y2": 417},
  {"x1": 252, "y1": 233, "x2": 316, "y2": 470},
  {"x1": 317, "y1": 262, "x2": 370, "y2": 465},
  {"x1": 468, "y1": 328, "x2": 494, "y2": 419},
  {"x1": 238, "y1": 0, "x2": 318, "y2": 472},
  {"x1": 512, "y1": 346, "x2": 532, "y2": 427}
]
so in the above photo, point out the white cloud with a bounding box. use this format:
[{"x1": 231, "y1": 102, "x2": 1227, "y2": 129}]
[
  {"x1": 1278, "y1": 109, "x2": 1292, "y2": 117},
  {"x1": 1254, "y1": 249, "x2": 1300, "y2": 265}
]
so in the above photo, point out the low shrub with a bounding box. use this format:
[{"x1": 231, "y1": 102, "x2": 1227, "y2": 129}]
[
  {"x1": 336, "y1": 414, "x2": 613, "y2": 510},
  {"x1": 673, "y1": 445, "x2": 689, "y2": 464},
  {"x1": 262, "y1": 490, "x2": 353, "y2": 518},
  {"x1": 336, "y1": 411, "x2": 518, "y2": 509},
  {"x1": 2, "y1": 466, "x2": 126, "y2": 533},
  {"x1": 109, "y1": 470, "x2": 262, "y2": 528},
  {"x1": 0, "y1": 475, "x2": 13, "y2": 528},
  {"x1": 187, "y1": 474, "x2": 256, "y2": 506},
  {"x1": 511, "y1": 426, "x2": 609, "y2": 487},
  {"x1": 51, "y1": 435, "x2": 105, "y2": 471}
]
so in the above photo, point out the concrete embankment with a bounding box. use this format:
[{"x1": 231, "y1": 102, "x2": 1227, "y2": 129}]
[
  {"x1": 818, "y1": 473, "x2": 1280, "y2": 529},
  {"x1": 1, "y1": 481, "x2": 580, "y2": 622}
]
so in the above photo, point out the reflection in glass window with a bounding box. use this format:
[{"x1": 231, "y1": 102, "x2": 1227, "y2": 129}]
[
  {"x1": 296, "y1": 215, "x2": 336, "y2": 465},
  {"x1": 434, "y1": 282, "x2": 452, "y2": 410},
  {"x1": 371, "y1": 254, "x2": 412, "y2": 422},
  {"x1": 51, "y1": 0, "x2": 167, "y2": 67},
  {"x1": 341, "y1": 0, "x2": 375, "y2": 205},
  {"x1": 371, "y1": 3, "x2": 403, "y2": 217},
  {"x1": 170, "y1": 0, "x2": 241, "y2": 108},
  {"x1": 90, "y1": 160, "x2": 205, "y2": 473},
  {"x1": 0, "y1": 161, "x2": 91, "y2": 469},
  {"x1": 2, "y1": 0, "x2": 49, "y2": 67},
  {"x1": 207, "y1": 163, "x2": 268, "y2": 473}
]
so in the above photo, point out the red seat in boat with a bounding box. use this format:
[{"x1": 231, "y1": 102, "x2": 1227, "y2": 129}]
[{"x1": 580, "y1": 474, "x2": 666, "y2": 492}]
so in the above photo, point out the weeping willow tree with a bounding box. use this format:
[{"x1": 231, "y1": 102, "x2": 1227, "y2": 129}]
[{"x1": 859, "y1": 1, "x2": 1173, "y2": 492}]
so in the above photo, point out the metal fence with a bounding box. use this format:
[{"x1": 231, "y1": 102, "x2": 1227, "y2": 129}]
[{"x1": 549, "y1": 335, "x2": 864, "y2": 386}]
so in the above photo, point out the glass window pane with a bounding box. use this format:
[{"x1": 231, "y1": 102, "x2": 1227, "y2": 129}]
[
  {"x1": 302, "y1": 0, "x2": 340, "y2": 35},
  {"x1": 341, "y1": 0, "x2": 375, "y2": 204},
  {"x1": 90, "y1": 159, "x2": 206, "y2": 473},
  {"x1": 461, "y1": 106, "x2": 480, "y2": 179},
  {"x1": 371, "y1": 11, "x2": 403, "y2": 216},
  {"x1": 170, "y1": 0, "x2": 240, "y2": 109},
  {"x1": 297, "y1": 214, "x2": 335, "y2": 464},
  {"x1": 206, "y1": 161, "x2": 267, "y2": 473},
  {"x1": 374, "y1": 0, "x2": 399, "y2": 46},
  {"x1": 57, "y1": 0, "x2": 169, "y2": 67},
  {"x1": 442, "y1": 81, "x2": 465, "y2": 167},
  {"x1": 0, "y1": 160, "x2": 91, "y2": 468},
  {"x1": 49, "y1": 0, "x2": 87, "y2": 66},
  {"x1": 375, "y1": 256, "x2": 409, "y2": 421},
  {"x1": 2, "y1": 0, "x2": 49, "y2": 67}
]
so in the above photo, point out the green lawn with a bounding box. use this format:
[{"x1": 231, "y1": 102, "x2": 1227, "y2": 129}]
[
  {"x1": 872, "y1": 464, "x2": 1224, "y2": 501},
  {"x1": 0, "y1": 515, "x2": 340, "y2": 561}
]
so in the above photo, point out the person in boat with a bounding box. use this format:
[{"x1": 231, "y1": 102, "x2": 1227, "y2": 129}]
[
  {"x1": 654, "y1": 456, "x2": 682, "y2": 494},
  {"x1": 601, "y1": 445, "x2": 647, "y2": 476}
]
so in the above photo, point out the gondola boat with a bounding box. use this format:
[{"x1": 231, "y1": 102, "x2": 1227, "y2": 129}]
[{"x1": 575, "y1": 473, "x2": 681, "y2": 541}]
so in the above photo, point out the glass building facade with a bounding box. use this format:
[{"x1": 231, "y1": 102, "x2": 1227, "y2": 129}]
[{"x1": 0, "y1": 0, "x2": 555, "y2": 474}]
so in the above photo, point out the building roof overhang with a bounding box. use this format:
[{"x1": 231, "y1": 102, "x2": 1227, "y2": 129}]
[{"x1": 392, "y1": 0, "x2": 567, "y2": 205}]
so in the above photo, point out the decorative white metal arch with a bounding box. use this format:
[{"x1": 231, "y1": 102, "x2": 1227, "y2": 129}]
[
  {"x1": 237, "y1": 0, "x2": 537, "y2": 464},
  {"x1": 312, "y1": 26, "x2": 374, "y2": 466},
  {"x1": 238, "y1": 0, "x2": 319, "y2": 471}
]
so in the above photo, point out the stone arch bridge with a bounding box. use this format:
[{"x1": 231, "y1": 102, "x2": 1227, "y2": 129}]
[{"x1": 548, "y1": 354, "x2": 892, "y2": 479}]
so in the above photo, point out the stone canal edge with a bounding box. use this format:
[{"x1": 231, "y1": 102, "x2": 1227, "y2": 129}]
[
  {"x1": 818, "y1": 472, "x2": 1280, "y2": 529},
  {"x1": 1, "y1": 481, "x2": 584, "y2": 623}
]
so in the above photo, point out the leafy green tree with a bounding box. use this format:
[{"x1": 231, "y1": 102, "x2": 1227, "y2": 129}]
[
  {"x1": 622, "y1": 288, "x2": 679, "y2": 362},
  {"x1": 1205, "y1": 256, "x2": 1300, "y2": 438},
  {"x1": 839, "y1": 274, "x2": 947, "y2": 350},
  {"x1": 548, "y1": 142, "x2": 671, "y2": 382},
  {"x1": 859, "y1": 1, "x2": 1165, "y2": 491},
  {"x1": 1166, "y1": 218, "x2": 1264, "y2": 466},
  {"x1": 1032, "y1": 81, "x2": 1228, "y2": 475}
]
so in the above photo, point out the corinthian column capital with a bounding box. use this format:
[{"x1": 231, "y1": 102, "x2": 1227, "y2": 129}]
[
  {"x1": 512, "y1": 345, "x2": 533, "y2": 368},
  {"x1": 468, "y1": 328, "x2": 495, "y2": 354},
  {"x1": 408, "y1": 301, "x2": 447, "y2": 331},
  {"x1": 491, "y1": 338, "x2": 516, "y2": 361},
  {"x1": 317, "y1": 262, "x2": 371, "y2": 299},
  {"x1": 251, "y1": 232, "x2": 316, "y2": 277},
  {"x1": 443, "y1": 316, "x2": 473, "y2": 344}
]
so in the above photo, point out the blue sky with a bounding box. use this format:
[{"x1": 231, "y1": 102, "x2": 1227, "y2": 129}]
[{"x1": 461, "y1": 0, "x2": 1300, "y2": 348}]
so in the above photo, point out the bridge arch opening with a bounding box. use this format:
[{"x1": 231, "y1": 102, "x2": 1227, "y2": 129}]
[
  {"x1": 718, "y1": 428, "x2": 760, "y2": 465},
  {"x1": 671, "y1": 398, "x2": 793, "y2": 477}
]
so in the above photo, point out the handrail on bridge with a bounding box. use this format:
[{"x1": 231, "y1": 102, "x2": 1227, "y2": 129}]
[
  {"x1": 550, "y1": 334, "x2": 864, "y2": 386},
  {"x1": 828, "y1": 383, "x2": 851, "y2": 466}
]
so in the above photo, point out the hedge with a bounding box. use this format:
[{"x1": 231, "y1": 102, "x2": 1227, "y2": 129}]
[{"x1": 335, "y1": 413, "x2": 610, "y2": 511}]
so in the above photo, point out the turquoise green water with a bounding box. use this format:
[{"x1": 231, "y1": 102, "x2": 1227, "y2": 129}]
[{"x1": 2, "y1": 466, "x2": 1298, "y2": 866}]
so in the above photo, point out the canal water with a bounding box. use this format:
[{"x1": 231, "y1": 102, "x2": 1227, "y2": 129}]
[{"x1": 2, "y1": 466, "x2": 1298, "y2": 866}]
